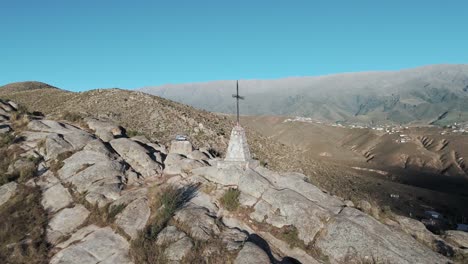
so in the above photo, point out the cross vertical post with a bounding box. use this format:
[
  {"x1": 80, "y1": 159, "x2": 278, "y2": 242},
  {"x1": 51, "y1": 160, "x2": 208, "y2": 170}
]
[{"x1": 232, "y1": 80, "x2": 245, "y2": 126}]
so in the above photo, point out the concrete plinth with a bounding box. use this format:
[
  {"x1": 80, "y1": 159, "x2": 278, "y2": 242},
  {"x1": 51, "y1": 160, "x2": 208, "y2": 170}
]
[{"x1": 218, "y1": 125, "x2": 252, "y2": 169}]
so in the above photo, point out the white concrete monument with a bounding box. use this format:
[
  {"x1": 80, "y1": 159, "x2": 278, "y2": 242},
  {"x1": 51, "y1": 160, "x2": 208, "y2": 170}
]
[
  {"x1": 218, "y1": 81, "x2": 256, "y2": 169},
  {"x1": 225, "y1": 125, "x2": 251, "y2": 162}
]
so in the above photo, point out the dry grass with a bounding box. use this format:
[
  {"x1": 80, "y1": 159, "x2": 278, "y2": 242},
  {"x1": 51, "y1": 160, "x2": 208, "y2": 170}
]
[
  {"x1": 0, "y1": 185, "x2": 49, "y2": 264},
  {"x1": 130, "y1": 185, "x2": 197, "y2": 264},
  {"x1": 220, "y1": 188, "x2": 240, "y2": 211},
  {"x1": 48, "y1": 151, "x2": 74, "y2": 175},
  {"x1": 277, "y1": 225, "x2": 302, "y2": 249}
]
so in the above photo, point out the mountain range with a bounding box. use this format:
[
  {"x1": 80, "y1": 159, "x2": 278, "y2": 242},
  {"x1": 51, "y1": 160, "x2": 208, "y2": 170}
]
[{"x1": 139, "y1": 64, "x2": 468, "y2": 125}]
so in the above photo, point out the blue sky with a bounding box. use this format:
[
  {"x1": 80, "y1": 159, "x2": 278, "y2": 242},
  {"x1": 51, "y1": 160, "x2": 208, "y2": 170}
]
[{"x1": 1, "y1": 0, "x2": 467, "y2": 91}]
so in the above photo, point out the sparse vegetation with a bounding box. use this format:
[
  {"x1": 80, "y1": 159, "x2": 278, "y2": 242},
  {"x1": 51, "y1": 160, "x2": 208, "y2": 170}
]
[
  {"x1": 278, "y1": 225, "x2": 302, "y2": 249},
  {"x1": 0, "y1": 133, "x2": 14, "y2": 148},
  {"x1": 108, "y1": 203, "x2": 127, "y2": 221},
  {"x1": 220, "y1": 188, "x2": 240, "y2": 211},
  {"x1": 49, "y1": 151, "x2": 74, "y2": 175},
  {"x1": 0, "y1": 186, "x2": 49, "y2": 264},
  {"x1": 131, "y1": 185, "x2": 197, "y2": 264},
  {"x1": 61, "y1": 111, "x2": 83, "y2": 123},
  {"x1": 126, "y1": 129, "x2": 144, "y2": 138}
]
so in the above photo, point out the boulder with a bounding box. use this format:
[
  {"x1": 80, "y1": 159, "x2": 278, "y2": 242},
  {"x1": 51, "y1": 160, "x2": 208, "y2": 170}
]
[
  {"x1": 115, "y1": 197, "x2": 151, "y2": 239},
  {"x1": 164, "y1": 236, "x2": 194, "y2": 262},
  {"x1": 27, "y1": 120, "x2": 94, "y2": 159},
  {"x1": 7, "y1": 101, "x2": 18, "y2": 110},
  {"x1": 47, "y1": 205, "x2": 90, "y2": 244},
  {"x1": 163, "y1": 154, "x2": 205, "y2": 175},
  {"x1": 221, "y1": 228, "x2": 248, "y2": 251},
  {"x1": 393, "y1": 215, "x2": 444, "y2": 252},
  {"x1": 156, "y1": 226, "x2": 187, "y2": 246},
  {"x1": 56, "y1": 225, "x2": 100, "y2": 249},
  {"x1": 188, "y1": 150, "x2": 209, "y2": 160},
  {"x1": 58, "y1": 149, "x2": 126, "y2": 206},
  {"x1": 315, "y1": 207, "x2": 448, "y2": 264},
  {"x1": 192, "y1": 166, "x2": 243, "y2": 186},
  {"x1": 255, "y1": 168, "x2": 344, "y2": 213},
  {"x1": 0, "y1": 101, "x2": 14, "y2": 112},
  {"x1": 169, "y1": 140, "x2": 193, "y2": 156},
  {"x1": 110, "y1": 138, "x2": 162, "y2": 178},
  {"x1": 357, "y1": 200, "x2": 373, "y2": 214},
  {"x1": 50, "y1": 227, "x2": 132, "y2": 264},
  {"x1": 0, "y1": 182, "x2": 18, "y2": 206},
  {"x1": 174, "y1": 205, "x2": 220, "y2": 241},
  {"x1": 86, "y1": 118, "x2": 123, "y2": 142},
  {"x1": 234, "y1": 242, "x2": 270, "y2": 264},
  {"x1": 41, "y1": 182, "x2": 73, "y2": 213},
  {"x1": 253, "y1": 188, "x2": 333, "y2": 244},
  {"x1": 444, "y1": 230, "x2": 468, "y2": 253}
]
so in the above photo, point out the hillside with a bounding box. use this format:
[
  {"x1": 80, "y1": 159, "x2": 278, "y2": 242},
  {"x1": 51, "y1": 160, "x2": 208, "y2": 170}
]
[
  {"x1": 1, "y1": 98, "x2": 466, "y2": 263},
  {"x1": 139, "y1": 64, "x2": 468, "y2": 125},
  {"x1": 2, "y1": 81, "x2": 468, "y2": 219}
]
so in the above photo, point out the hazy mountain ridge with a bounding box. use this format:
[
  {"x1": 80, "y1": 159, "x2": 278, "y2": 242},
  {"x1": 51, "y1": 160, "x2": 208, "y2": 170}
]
[{"x1": 139, "y1": 64, "x2": 468, "y2": 125}]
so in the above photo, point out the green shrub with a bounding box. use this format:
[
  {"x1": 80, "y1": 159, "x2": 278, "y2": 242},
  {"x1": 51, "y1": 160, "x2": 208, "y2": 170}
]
[{"x1": 220, "y1": 188, "x2": 240, "y2": 211}]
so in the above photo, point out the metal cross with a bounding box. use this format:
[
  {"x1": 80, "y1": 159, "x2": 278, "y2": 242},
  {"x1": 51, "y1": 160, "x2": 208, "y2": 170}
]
[{"x1": 232, "y1": 80, "x2": 244, "y2": 125}]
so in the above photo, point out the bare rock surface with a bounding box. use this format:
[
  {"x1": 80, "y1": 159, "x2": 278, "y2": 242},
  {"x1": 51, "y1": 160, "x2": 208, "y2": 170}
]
[
  {"x1": 234, "y1": 242, "x2": 271, "y2": 264},
  {"x1": 50, "y1": 227, "x2": 132, "y2": 264},
  {"x1": 58, "y1": 142, "x2": 126, "y2": 206},
  {"x1": 174, "y1": 204, "x2": 220, "y2": 241},
  {"x1": 115, "y1": 197, "x2": 151, "y2": 239},
  {"x1": 156, "y1": 226, "x2": 187, "y2": 246},
  {"x1": 56, "y1": 225, "x2": 100, "y2": 249},
  {"x1": 27, "y1": 120, "x2": 95, "y2": 159},
  {"x1": 0, "y1": 182, "x2": 18, "y2": 206},
  {"x1": 165, "y1": 236, "x2": 194, "y2": 262},
  {"x1": 86, "y1": 118, "x2": 123, "y2": 142},
  {"x1": 41, "y1": 182, "x2": 73, "y2": 213},
  {"x1": 110, "y1": 137, "x2": 162, "y2": 178},
  {"x1": 315, "y1": 207, "x2": 448, "y2": 264},
  {"x1": 169, "y1": 140, "x2": 193, "y2": 156},
  {"x1": 444, "y1": 230, "x2": 468, "y2": 254},
  {"x1": 47, "y1": 205, "x2": 90, "y2": 245}
]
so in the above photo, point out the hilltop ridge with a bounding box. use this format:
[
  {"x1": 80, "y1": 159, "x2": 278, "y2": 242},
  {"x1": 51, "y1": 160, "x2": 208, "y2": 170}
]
[{"x1": 0, "y1": 98, "x2": 466, "y2": 263}]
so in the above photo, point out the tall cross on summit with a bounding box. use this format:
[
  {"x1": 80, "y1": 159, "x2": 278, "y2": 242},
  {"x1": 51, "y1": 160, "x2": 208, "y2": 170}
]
[
  {"x1": 219, "y1": 79, "x2": 252, "y2": 168},
  {"x1": 232, "y1": 80, "x2": 244, "y2": 125}
]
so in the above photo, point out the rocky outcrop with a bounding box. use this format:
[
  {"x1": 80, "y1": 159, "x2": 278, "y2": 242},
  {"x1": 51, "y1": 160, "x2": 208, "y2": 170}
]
[
  {"x1": 169, "y1": 140, "x2": 193, "y2": 156},
  {"x1": 192, "y1": 164, "x2": 450, "y2": 263},
  {"x1": 234, "y1": 242, "x2": 270, "y2": 264},
  {"x1": 57, "y1": 140, "x2": 127, "y2": 206},
  {"x1": 115, "y1": 197, "x2": 151, "y2": 239},
  {"x1": 47, "y1": 205, "x2": 90, "y2": 244},
  {"x1": 50, "y1": 226, "x2": 132, "y2": 264},
  {"x1": 27, "y1": 120, "x2": 95, "y2": 160},
  {"x1": 1, "y1": 111, "x2": 455, "y2": 264},
  {"x1": 315, "y1": 207, "x2": 448, "y2": 264},
  {"x1": 86, "y1": 118, "x2": 123, "y2": 142},
  {"x1": 110, "y1": 138, "x2": 162, "y2": 178}
]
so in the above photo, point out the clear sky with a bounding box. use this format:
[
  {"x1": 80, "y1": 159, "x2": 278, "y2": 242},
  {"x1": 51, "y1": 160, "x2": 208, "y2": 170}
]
[{"x1": 1, "y1": 0, "x2": 467, "y2": 91}]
